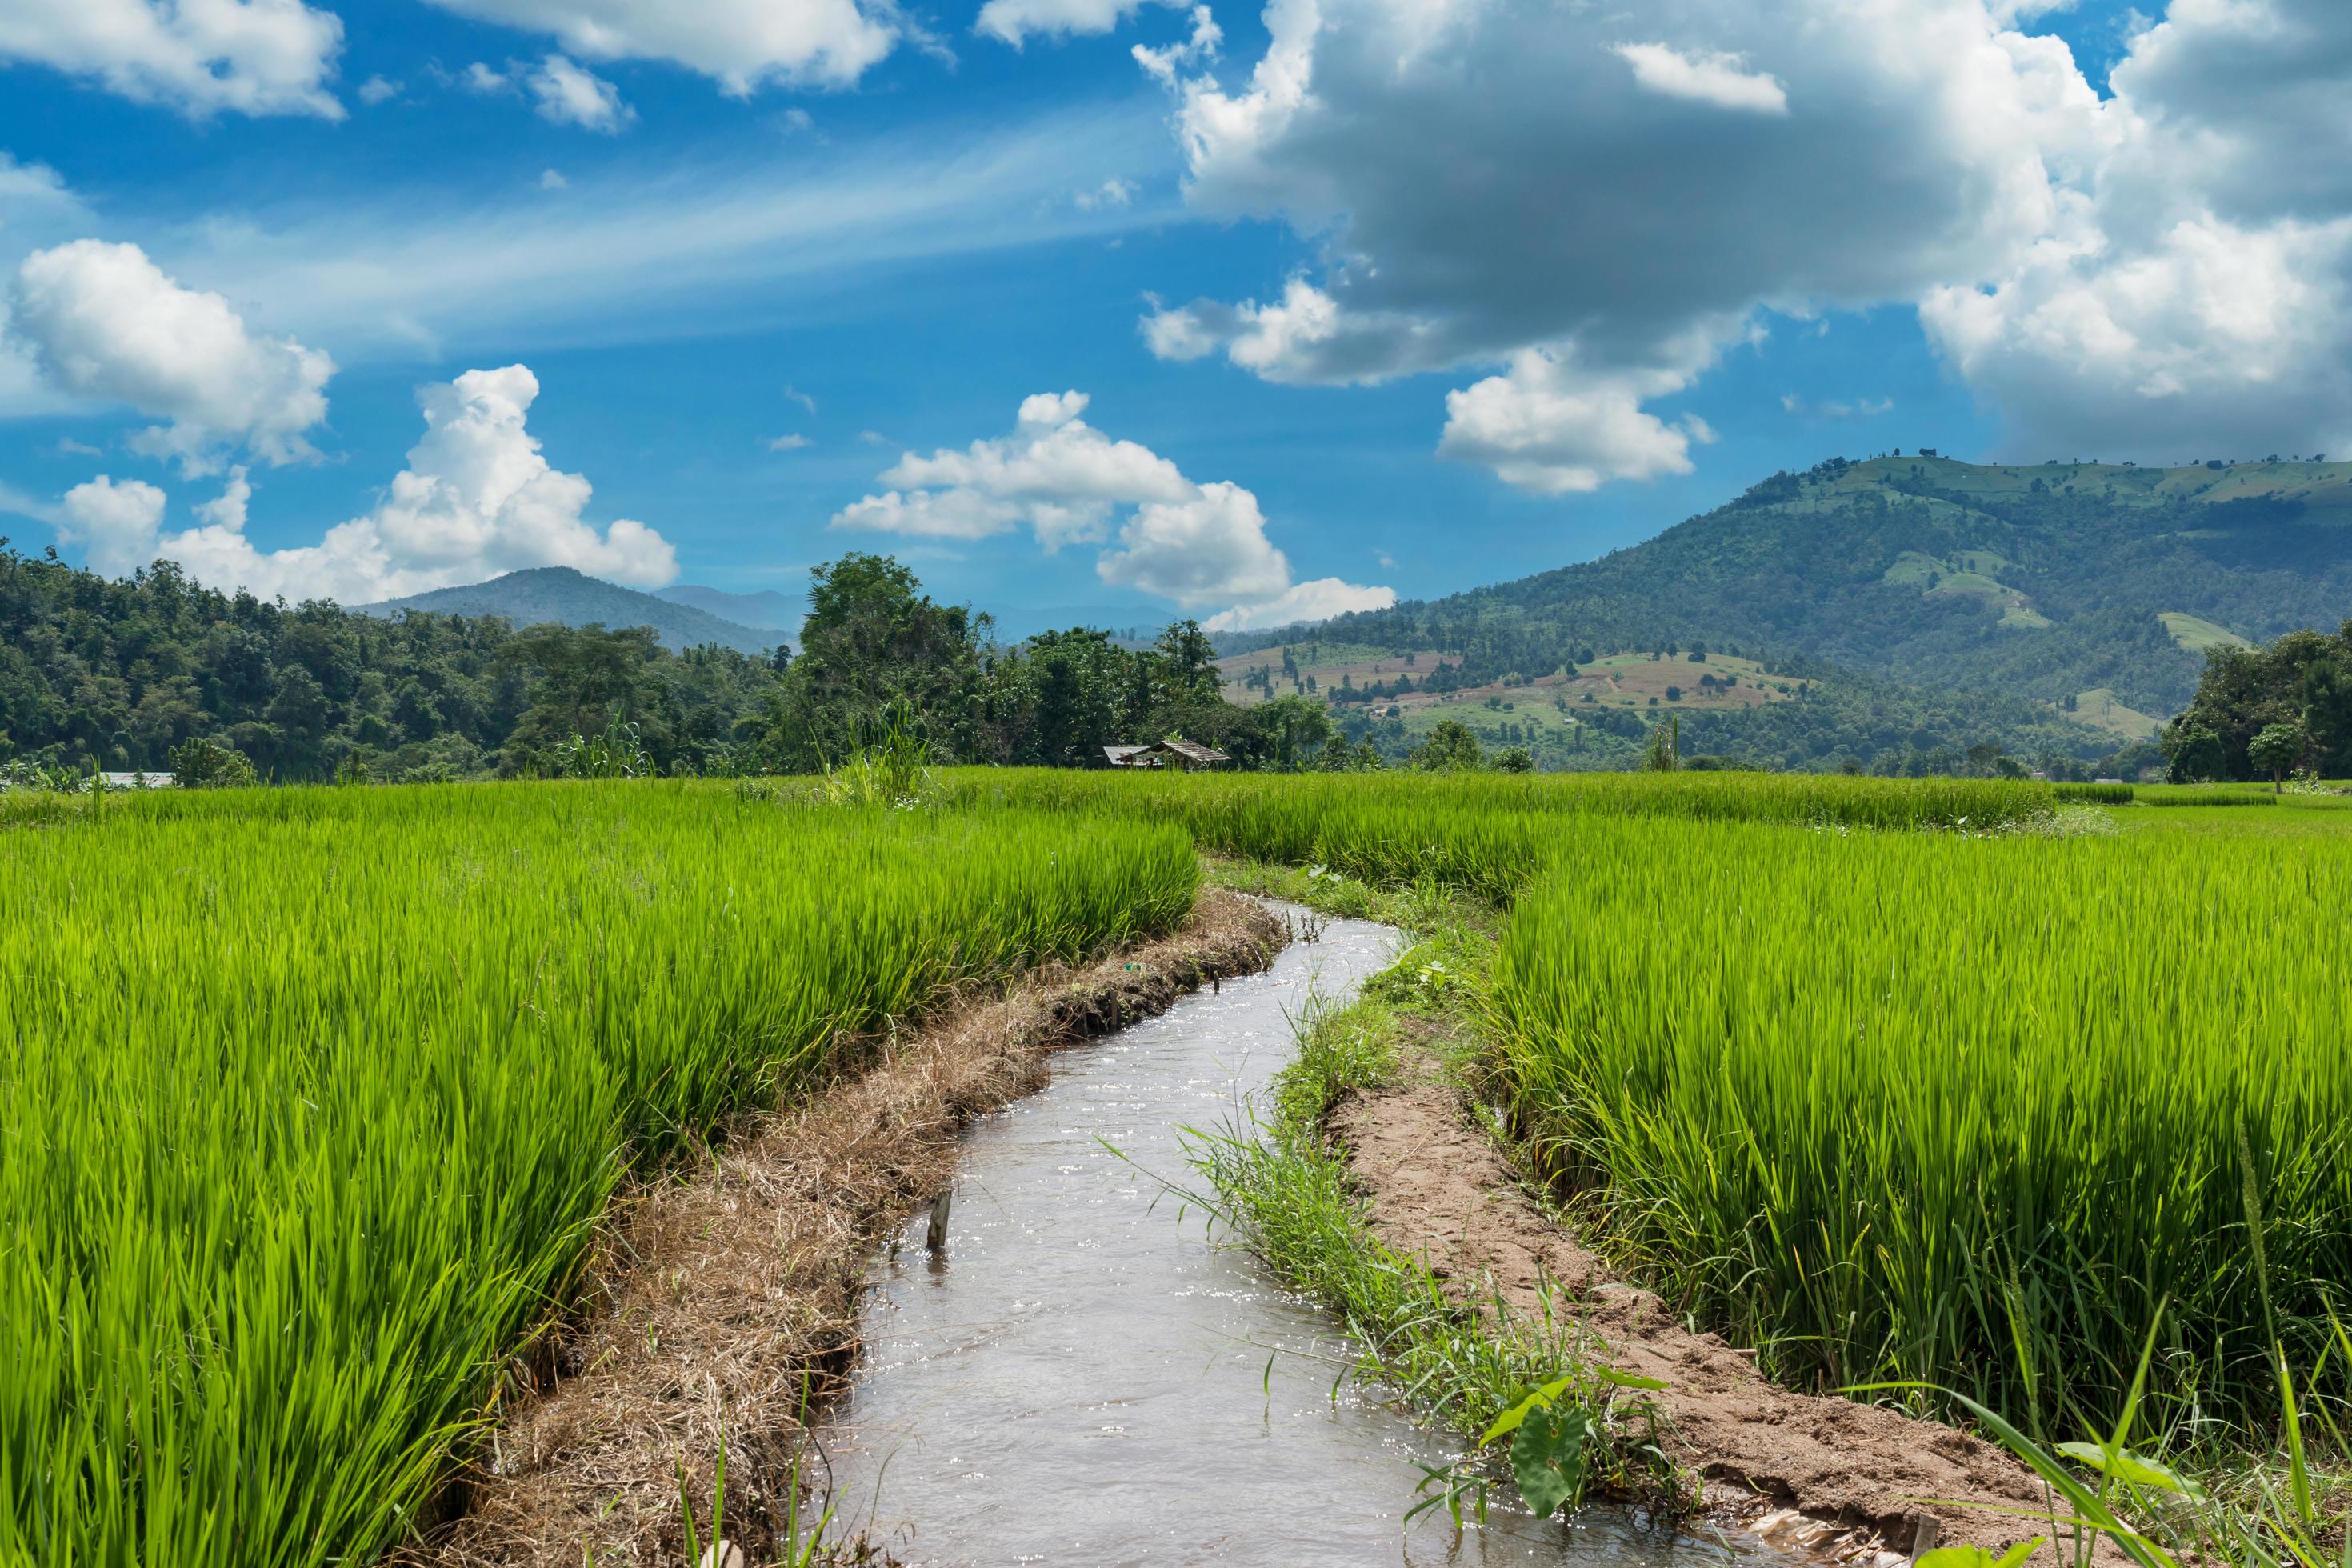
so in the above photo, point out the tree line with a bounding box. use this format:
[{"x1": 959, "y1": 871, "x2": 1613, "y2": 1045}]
[
  {"x1": 2, "y1": 545, "x2": 1506, "y2": 783},
  {"x1": 2162, "y1": 623, "x2": 2352, "y2": 786}
]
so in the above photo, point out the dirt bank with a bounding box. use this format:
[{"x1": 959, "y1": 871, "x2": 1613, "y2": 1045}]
[
  {"x1": 403, "y1": 891, "x2": 1286, "y2": 1568},
  {"x1": 1327, "y1": 1045, "x2": 2081, "y2": 1564}
]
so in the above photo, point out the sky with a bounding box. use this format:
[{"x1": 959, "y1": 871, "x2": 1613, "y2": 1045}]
[{"x1": 1, "y1": 0, "x2": 2347, "y2": 634}]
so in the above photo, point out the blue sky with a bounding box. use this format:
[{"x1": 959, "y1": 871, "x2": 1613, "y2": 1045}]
[{"x1": 5, "y1": 0, "x2": 2342, "y2": 636}]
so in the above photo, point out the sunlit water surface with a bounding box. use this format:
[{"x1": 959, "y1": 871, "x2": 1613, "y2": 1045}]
[{"x1": 819, "y1": 907, "x2": 1735, "y2": 1567}]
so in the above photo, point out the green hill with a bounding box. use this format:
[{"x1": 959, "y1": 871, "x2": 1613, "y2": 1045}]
[
  {"x1": 1214, "y1": 454, "x2": 2352, "y2": 769},
  {"x1": 358, "y1": 567, "x2": 785, "y2": 657}
]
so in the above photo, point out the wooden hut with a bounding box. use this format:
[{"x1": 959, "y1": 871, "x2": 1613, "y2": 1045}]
[{"x1": 1102, "y1": 739, "x2": 1232, "y2": 771}]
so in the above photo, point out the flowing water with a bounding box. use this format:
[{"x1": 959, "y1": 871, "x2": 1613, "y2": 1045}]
[{"x1": 818, "y1": 907, "x2": 1723, "y2": 1566}]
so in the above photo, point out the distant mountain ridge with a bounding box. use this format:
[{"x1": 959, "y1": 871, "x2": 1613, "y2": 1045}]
[
  {"x1": 1217, "y1": 454, "x2": 2352, "y2": 724},
  {"x1": 654, "y1": 583, "x2": 802, "y2": 637},
  {"x1": 355, "y1": 567, "x2": 785, "y2": 656}
]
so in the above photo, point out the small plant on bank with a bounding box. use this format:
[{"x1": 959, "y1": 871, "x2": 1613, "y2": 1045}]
[
  {"x1": 820, "y1": 699, "x2": 934, "y2": 808},
  {"x1": 549, "y1": 713, "x2": 653, "y2": 779}
]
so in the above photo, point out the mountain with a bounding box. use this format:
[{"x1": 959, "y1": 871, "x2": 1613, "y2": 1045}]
[
  {"x1": 654, "y1": 584, "x2": 803, "y2": 640},
  {"x1": 355, "y1": 567, "x2": 785, "y2": 657},
  {"x1": 1218, "y1": 453, "x2": 2352, "y2": 725}
]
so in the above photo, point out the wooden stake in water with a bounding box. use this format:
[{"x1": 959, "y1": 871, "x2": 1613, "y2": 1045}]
[{"x1": 926, "y1": 1189, "x2": 952, "y2": 1253}]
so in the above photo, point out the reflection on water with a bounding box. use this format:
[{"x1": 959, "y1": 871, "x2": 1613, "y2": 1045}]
[{"x1": 819, "y1": 907, "x2": 1724, "y2": 1567}]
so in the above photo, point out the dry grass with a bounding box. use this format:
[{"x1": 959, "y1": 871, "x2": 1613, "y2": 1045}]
[{"x1": 400, "y1": 891, "x2": 1283, "y2": 1568}]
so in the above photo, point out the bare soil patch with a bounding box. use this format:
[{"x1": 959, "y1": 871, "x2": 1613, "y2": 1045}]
[
  {"x1": 1326, "y1": 1049, "x2": 2086, "y2": 1564},
  {"x1": 402, "y1": 891, "x2": 1286, "y2": 1568}
]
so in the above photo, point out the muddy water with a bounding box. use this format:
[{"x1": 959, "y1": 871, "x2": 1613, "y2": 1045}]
[{"x1": 817, "y1": 909, "x2": 1710, "y2": 1567}]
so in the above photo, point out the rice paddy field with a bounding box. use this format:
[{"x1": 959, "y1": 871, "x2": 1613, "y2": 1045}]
[
  {"x1": 0, "y1": 782, "x2": 1194, "y2": 1566},
  {"x1": 3, "y1": 767, "x2": 2344, "y2": 1562}
]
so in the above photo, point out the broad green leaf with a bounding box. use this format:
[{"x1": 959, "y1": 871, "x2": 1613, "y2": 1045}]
[
  {"x1": 1510, "y1": 1404, "x2": 1589, "y2": 1520},
  {"x1": 1480, "y1": 1375, "x2": 1578, "y2": 1444}
]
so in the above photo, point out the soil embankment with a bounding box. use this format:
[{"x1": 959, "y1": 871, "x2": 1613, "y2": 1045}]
[
  {"x1": 406, "y1": 891, "x2": 1286, "y2": 1568},
  {"x1": 1327, "y1": 1047, "x2": 2077, "y2": 1564}
]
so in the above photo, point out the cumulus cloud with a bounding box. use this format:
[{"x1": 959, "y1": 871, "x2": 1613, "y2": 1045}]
[
  {"x1": 10, "y1": 240, "x2": 334, "y2": 474},
  {"x1": 421, "y1": 0, "x2": 898, "y2": 92},
  {"x1": 58, "y1": 475, "x2": 166, "y2": 580},
  {"x1": 834, "y1": 390, "x2": 1192, "y2": 550},
  {"x1": 0, "y1": 0, "x2": 343, "y2": 118},
  {"x1": 1439, "y1": 346, "x2": 1718, "y2": 495},
  {"x1": 357, "y1": 74, "x2": 401, "y2": 105},
  {"x1": 528, "y1": 54, "x2": 631, "y2": 130},
  {"x1": 1130, "y1": 0, "x2": 2090, "y2": 486},
  {"x1": 832, "y1": 390, "x2": 1390, "y2": 622},
  {"x1": 766, "y1": 432, "x2": 810, "y2": 451},
  {"x1": 1612, "y1": 43, "x2": 1788, "y2": 115},
  {"x1": 1202, "y1": 577, "x2": 1397, "y2": 633},
  {"x1": 55, "y1": 366, "x2": 678, "y2": 602},
  {"x1": 1137, "y1": 0, "x2": 2352, "y2": 479},
  {"x1": 1914, "y1": 2, "x2": 2352, "y2": 460}
]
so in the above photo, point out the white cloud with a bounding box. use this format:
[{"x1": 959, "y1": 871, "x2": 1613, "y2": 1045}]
[
  {"x1": 1138, "y1": 0, "x2": 2109, "y2": 488},
  {"x1": 785, "y1": 383, "x2": 818, "y2": 414},
  {"x1": 462, "y1": 61, "x2": 510, "y2": 92},
  {"x1": 55, "y1": 365, "x2": 678, "y2": 602},
  {"x1": 0, "y1": 0, "x2": 343, "y2": 118},
  {"x1": 1780, "y1": 392, "x2": 1894, "y2": 420},
  {"x1": 835, "y1": 390, "x2": 1192, "y2": 549},
  {"x1": 978, "y1": 0, "x2": 1176, "y2": 46},
  {"x1": 58, "y1": 474, "x2": 165, "y2": 578},
  {"x1": 421, "y1": 0, "x2": 899, "y2": 92},
  {"x1": 10, "y1": 240, "x2": 334, "y2": 474},
  {"x1": 197, "y1": 466, "x2": 252, "y2": 530},
  {"x1": 1096, "y1": 481, "x2": 1290, "y2": 608},
  {"x1": 1612, "y1": 43, "x2": 1788, "y2": 115},
  {"x1": 538, "y1": 167, "x2": 570, "y2": 190},
  {"x1": 1438, "y1": 346, "x2": 1716, "y2": 494},
  {"x1": 1132, "y1": 4, "x2": 1218, "y2": 85},
  {"x1": 832, "y1": 390, "x2": 1390, "y2": 621},
  {"x1": 766, "y1": 432, "x2": 811, "y2": 451},
  {"x1": 1202, "y1": 576, "x2": 1397, "y2": 633},
  {"x1": 54, "y1": 436, "x2": 102, "y2": 456},
  {"x1": 1913, "y1": 2, "x2": 2352, "y2": 460},
  {"x1": 357, "y1": 74, "x2": 401, "y2": 105},
  {"x1": 528, "y1": 53, "x2": 631, "y2": 130},
  {"x1": 1142, "y1": 0, "x2": 2352, "y2": 478},
  {"x1": 1074, "y1": 178, "x2": 1138, "y2": 211}
]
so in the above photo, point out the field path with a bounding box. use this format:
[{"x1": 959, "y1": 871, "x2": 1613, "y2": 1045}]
[{"x1": 1329, "y1": 1052, "x2": 2107, "y2": 1566}]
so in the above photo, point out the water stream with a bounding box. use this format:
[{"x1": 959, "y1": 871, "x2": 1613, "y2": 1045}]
[{"x1": 818, "y1": 907, "x2": 1720, "y2": 1566}]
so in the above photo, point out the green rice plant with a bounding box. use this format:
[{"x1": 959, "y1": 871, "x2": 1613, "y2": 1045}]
[
  {"x1": 0, "y1": 779, "x2": 1194, "y2": 1567},
  {"x1": 2054, "y1": 782, "x2": 2135, "y2": 804},
  {"x1": 936, "y1": 767, "x2": 2049, "y2": 906},
  {"x1": 1486, "y1": 812, "x2": 2352, "y2": 1437}
]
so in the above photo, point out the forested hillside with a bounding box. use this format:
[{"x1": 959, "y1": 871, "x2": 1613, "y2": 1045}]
[
  {"x1": 0, "y1": 546, "x2": 1346, "y2": 780},
  {"x1": 1223, "y1": 454, "x2": 2352, "y2": 725}
]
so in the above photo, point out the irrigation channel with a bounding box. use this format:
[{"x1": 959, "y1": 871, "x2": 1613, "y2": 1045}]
[{"x1": 815, "y1": 906, "x2": 1726, "y2": 1566}]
